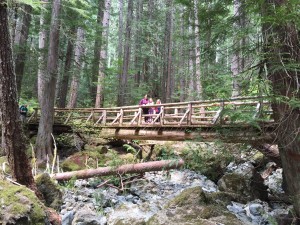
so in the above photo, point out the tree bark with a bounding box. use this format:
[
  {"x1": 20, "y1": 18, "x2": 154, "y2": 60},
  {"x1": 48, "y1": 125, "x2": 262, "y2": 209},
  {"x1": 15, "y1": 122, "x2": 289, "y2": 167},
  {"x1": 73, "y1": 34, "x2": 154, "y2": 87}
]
[
  {"x1": 68, "y1": 27, "x2": 85, "y2": 108},
  {"x1": 188, "y1": 14, "x2": 195, "y2": 101},
  {"x1": 0, "y1": 0, "x2": 39, "y2": 194},
  {"x1": 162, "y1": 0, "x2": 173, "y2": 103},
  {"x1": 193, "y1": 0, "x2": 203, "y2": 100},
  {"x1": 14, "y1": 4, "x2": 32, "y2": 97},
  {"x1": 56, "y1": 30, "x2": 75, "y2": 108},
  {"x1": 179, "y1": 8, "x2": 187, "y2": 102},
  {"x1": 90, "y1": 0, "x2": 105, "y2": 105},
  {"x1": 95, "y1": 0, "x2": 111, "y2": 108},
  {"x1": 262, "y1": 0, "x2": 300, "y2": 219},
  {"x1": 117, "y1": 0, "x2": 133, "y2": 106},
  {"x1": 52, "y1": 159, "x2": 184, "y2": 181},
  {"x1": 116, "y1": 0, "x2": 124, "y2": 88},
  {"x1": 36, "y1": 0, "x2": 61, "y2": 163},
  {"x1": 133, "y1": 0, "x2": 143, "y2": 87},
  {"x1": 37, "y1": 0, "x2": 48, "y2": 105},
  {"x1": 231, "y1": 0, "x2": 246, "y2": 98}
]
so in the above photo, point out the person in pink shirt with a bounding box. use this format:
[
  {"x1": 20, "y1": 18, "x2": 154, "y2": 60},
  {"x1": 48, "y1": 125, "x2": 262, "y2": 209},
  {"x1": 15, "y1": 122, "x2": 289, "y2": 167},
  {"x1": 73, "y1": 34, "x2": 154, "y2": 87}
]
[{"x1": 139, "y1": 94, "x2": 149, "y2": 122}]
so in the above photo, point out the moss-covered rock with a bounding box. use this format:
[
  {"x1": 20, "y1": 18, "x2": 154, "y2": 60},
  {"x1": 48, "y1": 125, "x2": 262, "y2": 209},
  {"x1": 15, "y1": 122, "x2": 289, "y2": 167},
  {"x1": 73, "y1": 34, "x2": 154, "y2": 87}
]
[
  {"x1": 35, "y1": 173, "x2": 63, "y2": 210},
  {"x1": 84, "y1": 145, "x2": 108, "y2": 154},
  {"x1": 56, "y1": 133, "x2": 84, "y2": 158},
  {"x1": 119, "y1": 153, "x2": 136, "y2": 163},
  {"x1": 61, "y1": 150, "x2": 106, "y2": 171},
  {"x1": 146, "y1": 187, "x2": 244, "y2": 225},
  {"x1": 181, "y1": 145, "x2": 233, "y2": 182},
  {"x1": 217, "y1": 171, "x2": 268, "y2": 202},
  {"x1": 0, "y1": 180, "x2": 46, "y2": 225}
]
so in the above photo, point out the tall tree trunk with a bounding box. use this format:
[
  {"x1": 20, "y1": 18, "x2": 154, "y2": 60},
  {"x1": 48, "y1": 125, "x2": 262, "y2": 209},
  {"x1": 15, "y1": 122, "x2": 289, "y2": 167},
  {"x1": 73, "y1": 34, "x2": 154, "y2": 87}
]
[
  {"x1": 0, "y1": 0, "x2": 39, "y2": 194},
  {"x1": 68, "y1": 27, "x2": 85, "y2": 108},
  {"x1": 162, "y1": 0, "x2": 173, "y2": 103},
  {"x1": 117, "y1": 0, "x2": 124, "y2": 91},
  {"x1": 179, "y1": 8, "x2": 187, "y2": 102},
  {"x1": 133, "y1": 0, "x2": 143, "y2": 87},
  {"x1": 36, "y1": 0, "x2": 61, "y2": 163},
  {"x1": 95, "y1": 0, "x2": 111, "y2": 108},
  {"x1": 56, "y1": 35, "x2": 74, "y2": 108},
  {"x1": 262, "y1": 0, "x2": 300, "y2": 220},
  {"x1": 14, "y1": 4, "x2": 32, "y2": 97},
  {"x1": 141, "y1": 0, "x2": 155, "y2": 89},
  {"x1": 8, "y1": 3, "x2": 18, "y2": 43},
  {"x1": 188, "y1": 14, "x2": 195, "y2": 101},
  {"x1": 90, "y1": 0, "x2": 105, "y2": 105},
  {"x1": 37, "y1": 0, "x2": 48, "y2": 106},
  {"x1": 231, "y1": 0, "x2": 246, "y2": 98},
  {"x1": 117, "y1": 0, "x2": 133, "y2": 106},
  {"x1": 193, "y1": 0, "x2": 203, "y2": 100}
]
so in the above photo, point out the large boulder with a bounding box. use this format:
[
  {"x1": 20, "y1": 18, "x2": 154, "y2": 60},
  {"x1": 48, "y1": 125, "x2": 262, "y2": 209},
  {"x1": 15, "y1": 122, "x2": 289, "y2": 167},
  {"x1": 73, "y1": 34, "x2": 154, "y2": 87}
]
[
  {"x1": 0, "y1": 180, "x2": 46, "y2": 225},
  {"x1": 217, "y1": 162, "x2": 268, "y2": 202},
  {"x1": 35, "y1": 173, "x2": 63, "y2": 210},
  {"x1": 146, "y1": 186, "x2": 244, "y2": 225},
  {"x1": 72, "y1": 205, "x2": 106, "y2": 225},
  {"x1": 56, "y1": 133, "x2": 85, "y2": 158},
  {"x1": 107, "y1": 202, "x2": 154, "y2": 225},
  {"x1": 61, "y1": 150, "x2": 106, "y2": 171}
]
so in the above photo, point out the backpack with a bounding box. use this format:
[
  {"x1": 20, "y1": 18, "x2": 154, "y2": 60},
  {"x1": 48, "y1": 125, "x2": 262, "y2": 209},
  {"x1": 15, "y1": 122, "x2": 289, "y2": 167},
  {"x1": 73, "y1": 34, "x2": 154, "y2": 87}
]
[{"x1": 20, "y1": 105, "x2": 27, "y2": 115}]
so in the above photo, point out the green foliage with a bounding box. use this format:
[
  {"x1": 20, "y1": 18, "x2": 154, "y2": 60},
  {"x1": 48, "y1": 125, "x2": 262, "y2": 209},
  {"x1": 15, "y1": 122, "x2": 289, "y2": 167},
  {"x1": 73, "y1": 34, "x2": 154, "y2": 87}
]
[
  {"x1": 59, "y1": 176, "x2": 77, "y2": 189},
  {"x1": 107, "y1": 149, "x2": 123, "y2": 168},
  {"x1": 92, "y1": 190, "x2": 111, "y2": 214},
  {"x1": 181, "y1": 142, "x2": 234, "y2": 182},
  {"x1": 123, "y1": 144, "x2": 137, "y2": 155}
]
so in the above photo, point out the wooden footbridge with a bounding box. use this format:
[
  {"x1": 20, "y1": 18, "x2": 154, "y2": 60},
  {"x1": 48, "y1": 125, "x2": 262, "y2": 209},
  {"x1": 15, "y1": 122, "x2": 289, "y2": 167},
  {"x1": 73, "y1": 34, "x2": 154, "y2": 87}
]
[{"x1": 27, "y1": 96, "x2": 275, "y2": 143}]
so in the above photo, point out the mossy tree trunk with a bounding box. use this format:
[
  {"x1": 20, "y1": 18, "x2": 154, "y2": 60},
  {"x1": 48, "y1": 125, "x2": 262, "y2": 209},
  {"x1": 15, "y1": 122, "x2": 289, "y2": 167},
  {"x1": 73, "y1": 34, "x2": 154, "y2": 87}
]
[
  {"x1": 36, "y1": 0, "x2": 61, "y2": 163},
  {"x1": 262, "y1": 0, "x2": 300, "y2": 220},
  {"x1": 0, "y1": 0, "x2": 38, "y2": 193}
]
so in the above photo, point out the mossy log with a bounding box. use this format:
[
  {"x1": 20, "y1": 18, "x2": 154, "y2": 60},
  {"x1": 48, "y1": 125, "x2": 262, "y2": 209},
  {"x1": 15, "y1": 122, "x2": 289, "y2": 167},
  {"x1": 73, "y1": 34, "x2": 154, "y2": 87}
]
[{"x1": 52, "y1": 159, "x2": 184, "y2": 181}]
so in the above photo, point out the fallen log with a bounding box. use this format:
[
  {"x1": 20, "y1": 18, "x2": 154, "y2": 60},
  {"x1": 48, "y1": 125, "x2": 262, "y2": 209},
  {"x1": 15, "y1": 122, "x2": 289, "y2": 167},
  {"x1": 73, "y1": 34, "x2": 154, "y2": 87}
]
[{"x1": 52, "y1": 159, "x2": 184, "y2": 181}]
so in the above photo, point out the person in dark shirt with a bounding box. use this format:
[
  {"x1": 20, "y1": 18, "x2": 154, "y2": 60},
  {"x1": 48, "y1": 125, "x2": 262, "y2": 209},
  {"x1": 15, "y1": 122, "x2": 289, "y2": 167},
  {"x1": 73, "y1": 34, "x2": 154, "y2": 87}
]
[{"x1": 19, "y1": 104, "x2": 28, "y2": 123}]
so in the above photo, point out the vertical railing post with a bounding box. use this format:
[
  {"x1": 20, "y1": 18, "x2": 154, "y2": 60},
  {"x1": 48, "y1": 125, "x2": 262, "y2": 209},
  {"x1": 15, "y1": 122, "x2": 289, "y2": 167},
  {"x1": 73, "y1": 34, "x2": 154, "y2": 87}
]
[
  {"x1": 161, "y1": 106, "x2": 164, "y2": 125},
  {"x1": 174, "y1": 108, "x2": 178, "y2": 115},
  {"x1": 138, "y1": 107, "x2": 142, "y2": 126},
  {"x1": 219, "y1": 101, "x2": 225, "y2": 124},
  {"x1": 92, "y1": 110, "x2": 95, "y2": 123},
  {"x1": 102, "y1": 110, "x2": 107, "y2": 125},
  {"x1": 200, "y1": 105, "x2": 205, "y2": 118},
  {"x1": 34, "y1": 108, "x2": 38, "y2": 122},
  {"x1": 187, "y1": 103, "x2": 192, "y2": 125},
  {"x1": 119, "y1": 109, "x2": 124, "y2": 125}
]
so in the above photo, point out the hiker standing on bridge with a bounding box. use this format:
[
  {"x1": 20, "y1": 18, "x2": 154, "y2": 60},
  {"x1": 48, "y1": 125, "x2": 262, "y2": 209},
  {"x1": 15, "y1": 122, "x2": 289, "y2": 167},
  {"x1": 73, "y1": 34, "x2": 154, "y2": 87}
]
[
  {"x1": 19, "y1": 104, "x2": 28, "y2": 123},
  {"x1": 148, "y1": 98, "x2": 155, "y2": 122},
  {"x1": 139, "y1": 94, "x2": 149, "y2": 122},
  {"x1": 155, "y1": 99, "x2": 161, "y2": 122}
]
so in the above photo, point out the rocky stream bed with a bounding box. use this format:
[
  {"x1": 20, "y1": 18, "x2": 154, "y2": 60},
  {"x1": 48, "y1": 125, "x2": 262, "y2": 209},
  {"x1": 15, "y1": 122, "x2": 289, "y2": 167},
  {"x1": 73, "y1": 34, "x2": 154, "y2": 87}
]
[{"x1": 60, "y1": 163, "x2": 291, "y2": 225}]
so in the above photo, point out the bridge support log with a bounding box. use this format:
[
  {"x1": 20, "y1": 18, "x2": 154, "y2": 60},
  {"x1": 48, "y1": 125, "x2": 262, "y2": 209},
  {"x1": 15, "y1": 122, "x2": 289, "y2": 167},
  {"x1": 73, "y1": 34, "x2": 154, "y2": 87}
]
[
  {"x1": 52, "y1": 159, "x2": 184, "y2": 181},
  {"x1": 251, "y1": 143, "x2": 281, "y2": 166}
]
